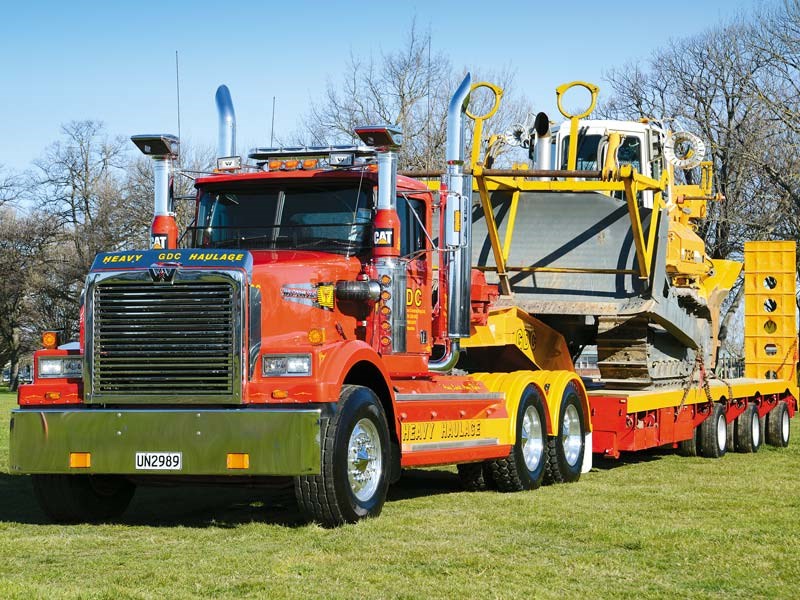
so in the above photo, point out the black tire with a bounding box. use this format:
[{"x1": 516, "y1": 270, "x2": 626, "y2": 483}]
[
  {"x1": 32, "y1": 475, "x2": 135, "y2": 523},
  {"x1": 457, "y1": 462, "x2": 494, "y2": 492},
  {"x1": 699, "y1": 403, "x2": 727, "y2": 458},
  {"x1": 734, "y1": 403, "x2": 761, "y2": 453},
  {"x1": 765, "y1": 401, "x2": 791, "y2": 447},
  {"x1": 677, "y1": 426, "x2": 700, "y2": 457},
  {"x1": 543, "y1": 382, "x2": 585, "y2": 484},
  {"x1": 488, "y1": 385, "x2": 548, "y2": 492},
  {"x1": 295, "y1": 385, "x2": 390, "y2": 527}
]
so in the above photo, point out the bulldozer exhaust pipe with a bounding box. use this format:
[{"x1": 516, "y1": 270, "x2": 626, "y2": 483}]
[{"x1": 533, "y1": 112, "x2": 552, "y2": 173}]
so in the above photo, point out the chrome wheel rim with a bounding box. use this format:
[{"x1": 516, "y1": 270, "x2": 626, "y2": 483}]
[
  {"x1": 562, "y1": 403, "x2": 582, "y2": 467},
  {"x1": 717, "y1": 413, "x2": 727, "y2": 452},
  {"x1": 521, "y1": 405, "x2": 544, "y2": 472},
  {"x1": 347, "y1": 418, "x2": 382, "y2": 502},
  {"x1": 752, "y1": 410, "x2": 761, "y2": 447},
  {"x1": 782, "y1": 409, "x2": 790, "y2": 443}
]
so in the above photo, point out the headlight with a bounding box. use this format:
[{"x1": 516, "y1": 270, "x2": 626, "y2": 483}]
[
  {"x1": 38, "y1": 357, "x2": 83, "y2": 379},
  {"x1": 262, "y1": 354, "x2": 312, "y2": 377}
]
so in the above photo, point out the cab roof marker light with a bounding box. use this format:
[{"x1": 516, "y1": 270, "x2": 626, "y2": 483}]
[{"x1": 248, "y1": 144, "x2": 376, "y2": 161}]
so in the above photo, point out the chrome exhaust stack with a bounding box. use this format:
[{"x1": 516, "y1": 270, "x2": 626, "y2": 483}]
[
  {"x1": 431, "y1": 73, "x2": 472, "y2": 371},
  {"x1": 444, "y1": 73, "x2": 473, "y2": 339},
  {"x1": 215, "y1": 85, "x2": 236, "y2": 159}
]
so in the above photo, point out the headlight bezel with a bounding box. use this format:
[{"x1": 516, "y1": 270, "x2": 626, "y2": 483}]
[
  {"x1": 38, "y1": 356, "x2": 83, "y2": 379},
  {"x1": 262, "y1": 353, "x2": 312, "y2": 377}
]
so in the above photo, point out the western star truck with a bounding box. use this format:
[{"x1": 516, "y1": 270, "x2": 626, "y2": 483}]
[{"x1": 9, "y1": 76, "x2": 796, "y2": 526}]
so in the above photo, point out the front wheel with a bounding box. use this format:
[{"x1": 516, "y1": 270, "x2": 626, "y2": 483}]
[
  {"x1": 32, "y1": 475, "x2": 135, "y2": 523},
  {"x1": 295, "y1": 385, "x2": 390, "y2": 527},
  {"x1": 489, "y1": 385, "x2": 548, "y2": 492},
  {"x1": 544, "y1": 382, "x2": 585, "y2": 484}
]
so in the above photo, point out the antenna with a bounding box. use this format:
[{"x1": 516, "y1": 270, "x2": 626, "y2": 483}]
[
  {"x1": 270, "y1": 96, "x2": 276, "y2": 146},
  {"x1": 426, "y1": 32, "x2": 431, "y2": 170},
  {"x1": 175, "y1": 51, "x2": 182, "y2": 144}
]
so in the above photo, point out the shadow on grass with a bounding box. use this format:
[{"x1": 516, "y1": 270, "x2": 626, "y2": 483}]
[
  {"x1": 0, "y1": 467, "x2": 463, "y2": 527},
  {"x1": 591, "y1": 447, "x2": 673, "y2": 471}
]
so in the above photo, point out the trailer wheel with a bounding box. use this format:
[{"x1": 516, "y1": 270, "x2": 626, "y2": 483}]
[
  {"x1": 457, "y1": 462, "x2": 495, "y2": 491},
  {"x1": 676, "y1": 427, "x2": 700, "y2": 457},
  {"x1": 699, "y1": 403, "x2": 727, "y2": 458},
  {"x1": 295, "y1": 385, "x2": 389, "y2": 527},
  {"x1": 489, "y1": 385, "x2": 547, "y2": 492},
  {"x1": 765, "y1": 401, "x2": 790, "y2": 447},
  {"x1": 734, "y1": 403, "x2": 761, "y2": 453},
  {"x1": 31, "y1": 475, "x2": 135, "y2": 523},
  {"x1": 543, "y1": 383, "x2": 585, "y2": 484}
]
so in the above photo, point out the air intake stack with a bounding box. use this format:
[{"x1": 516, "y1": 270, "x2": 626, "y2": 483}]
[{"x1": 131, "y1": 134, "x2": 180, "y2": 250}]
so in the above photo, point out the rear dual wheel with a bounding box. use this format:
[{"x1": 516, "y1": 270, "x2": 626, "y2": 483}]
[
  {"x1": 458, "y1": 385, "x2": 547, "y2": 493},
  {"x1": 544, "y1": 382, "x2": 585, "y2": 484},
  {"x1": 488, "y1": 386, "x2": 548, "y2": 492}
]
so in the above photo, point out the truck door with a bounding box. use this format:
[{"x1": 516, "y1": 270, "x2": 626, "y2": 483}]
[{"x1": 397, "y1": 193, "x2": 432, "y2": 356}]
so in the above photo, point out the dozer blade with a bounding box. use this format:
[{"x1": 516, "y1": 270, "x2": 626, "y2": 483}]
[{"x1": 471, "y1": 189, "x2": 705, "y2": 388}]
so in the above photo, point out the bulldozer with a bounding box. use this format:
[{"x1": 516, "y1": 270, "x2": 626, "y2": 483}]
[{"x1": 460, "y1": 81, "x2": 742, "y2": 388}]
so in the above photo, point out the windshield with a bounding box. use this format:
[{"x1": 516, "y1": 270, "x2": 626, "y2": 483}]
[
  {"x1": 190, "y1": 182, "x2": 373, "y2": 255},
  {"x1": 561, "y1": 134, "x2": 642, "y2": 172}
]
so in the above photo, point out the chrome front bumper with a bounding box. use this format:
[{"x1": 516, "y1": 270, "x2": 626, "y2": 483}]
[{"x1": 9, "y1": 407, "x2": 321, "y2": 476}]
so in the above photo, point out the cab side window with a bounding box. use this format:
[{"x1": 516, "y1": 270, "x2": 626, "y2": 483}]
[{"x1": 397, "y1": 196, "x2": 427, "y2": 257}]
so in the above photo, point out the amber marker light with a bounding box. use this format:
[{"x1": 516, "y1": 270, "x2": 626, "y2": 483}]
[
  {"x1": 268, "y1": 159, "x2": 282, "y2": 171},
  {"x1": 44, "y1": 391, "x2": 61, "y2": 401},
  {"x1": 380, "y1": 290, "x2": 391, "y2": 301},
  {"x1": 271, "y1": 389, "x2": 289, "y2": 399},
  {"x1": 226, "y1": 453, "x2": 250, "y2": 470},
  {"x1": 69, "y1": 452, "x2": 91, "y2": 468},
  {"x1": 283, "y1": 159, "x2": 300, "y2": 170},
  {"x1": 302, "y1": 159, "x2": 318, "y2": 169},
  {"x1": 42, "y1": 331, "x2": 58, "y2": 349},
  {"x1": 308, "y1": 328, "x2": 325, "y2": 345},
  {"x1": 379, "y1": 274, "x2": 392, "y2": 285}
]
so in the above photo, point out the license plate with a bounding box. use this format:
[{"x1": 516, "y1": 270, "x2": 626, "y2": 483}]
[{"x1": 135, "y1": 452, "x2": 182, "y2": 471}]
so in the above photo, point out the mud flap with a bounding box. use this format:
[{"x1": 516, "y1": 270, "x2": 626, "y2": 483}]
[{"x1": 581, "y1": 432, "x2": 593, "y2": 473}]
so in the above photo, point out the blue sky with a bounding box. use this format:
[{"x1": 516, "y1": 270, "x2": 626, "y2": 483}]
[{"x1": 0, "y1": 0, "x2": 764, "y2": 171}]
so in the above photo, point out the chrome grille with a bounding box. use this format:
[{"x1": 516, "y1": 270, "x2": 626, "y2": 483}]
[{"x1": 91, "y1": 279, "x2": 237, "y2": 400}]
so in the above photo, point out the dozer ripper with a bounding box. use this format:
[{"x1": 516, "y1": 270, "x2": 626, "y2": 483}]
[{"x1": 8, "y1": 75, "x2": 797, "y2": 525}]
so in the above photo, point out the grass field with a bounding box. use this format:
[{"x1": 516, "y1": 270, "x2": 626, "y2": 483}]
[{"x1": 1, "y1": 390, "x2": 798, "y2": 599}]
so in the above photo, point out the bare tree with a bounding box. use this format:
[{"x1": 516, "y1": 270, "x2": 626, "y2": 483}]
[
  {"x1": 602, "y1": 19, "x2": 776, "y2": 261},
  {"x1": 0, "y1": 208, "x2": 55, "y2": 389},
  {"x1": 32, "y1": 120, "x2": 129, "y2": 273},
  {"x1": 0, "y1": 165, "x2": 23, "y2": 208},
  {"x1": 600, "y1": 5, "x2": 800, "y2": 354},
  {"x1": 300, "y1": 22, "x2": 532, "y2": 170}
]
